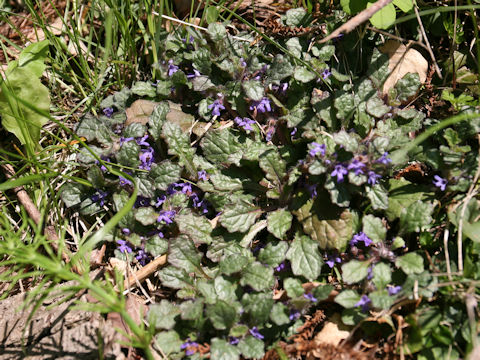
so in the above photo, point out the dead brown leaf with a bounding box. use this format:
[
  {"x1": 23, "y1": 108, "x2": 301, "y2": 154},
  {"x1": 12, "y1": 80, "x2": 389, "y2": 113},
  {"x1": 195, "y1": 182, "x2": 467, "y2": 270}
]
[
  {"x1": 125, "y1": 99, "x2": 159, "y2": 126},
  {"x1": 379, "y1": 40, "x2": 428, "y2": 96},
  {"x1": 314, "y1": 313, "x2": 351, "y2": 346}
]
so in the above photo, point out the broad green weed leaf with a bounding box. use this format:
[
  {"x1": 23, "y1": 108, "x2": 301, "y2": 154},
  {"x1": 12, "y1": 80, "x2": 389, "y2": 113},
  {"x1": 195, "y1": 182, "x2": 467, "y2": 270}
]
[
  {"x1": 155, "y1": 331, "x2": 182, "y2": 356},
  {"x1": 210, "y1": 338, "x2": 240, "y2": 360},
  {"x1": 396, "y1": 253, "x2": 424, "y2": 274},
  {"x1": 206, "y1": 300, "x2": 238, "y2": 330},
  {"x1": 286, "y1": 234, "x2": 323, "y2": 280},
  {"x1": 60, "y1": 183, "x2": 88, "y2": 207},
  {"x1": 240, "y1": 262, "x2": 274, "y2": 291},
  {"x1": 17, "y1": 40, "x2": 49, "y2": 77},
  {"x1": 242, "y1": 293, "x2": 274, "y2": 324},
  {"x1": 266, "y1": 54, "x2": 294, "y2": 83},
  {"x1": 258, "y1": 241, "x2": 288, "y2": 267},
  {"x1": 284, "y1": 277, "x2": 304, "y2": 298},
  {"x1": 131, "y1": 81, "x2": 156, "y2": 97},
  {"x1": 0, "y1": 67, "x2": 50, "y2": 146},
  {"x1": 368, "y1": 2, "x2": 396, "y2": 29},
  {"x1": 393, "y1": 0, "x2": 413, "y2": 13},
  {"x1": 395, "y1": 73, "x2": 421, "y2": 102},
  {"x1": 145, "y1": 236, "x2": 168, "y2": 256},
  {"x1": 341, "y1": 260, "x2": 370, "y2": 284},
  {"x1": 168, "y1": 235, "x2": 203, "y2": 274},
  {"x1": 270, "y1": 303, "x2": 290, "y2": 325},
  {"x1": 372, "y1": 262, "x2": 392, "y2": 289},
  {"x1": 201, "y1": 129, "x2": 243, "y2": 166},
  {"x1": 220, "y1": 202, "x2": 261, "y2": 233},
  {"x1": 284, "y1": 7, "x2": 307, "y2": 26},
  {"x1": 267, "y1": 209, "x2": 292, "y2": 239},
  {"x1": 370, "y1": 289, "x2": 394, "y2": 309},
  {"x1": 366, "y1": 184, "x2": 389, "y2": 210},
  {"x1": 294, "y1": 66, "x2": 316, "y2": 83},
  {"x1": 148, "y1": 300, "x2": 181, "y2": 330},
  {"x1": 158, "y1": 266, "x2": 194, "y2": 289},
  {"x1": 150, "y1": 161, "x2": 182, "y2": 191},
  {"x1": 362, "y1": 214, "x2": 386, "y2": 242},
  {"x1": 335, "y1": 290, "x2": 361, "y2": 308},
  {"x1": 399, "y1": 201, "x2": 433, "y2": 233},
  {"x1": 238, "y1": 336, "x2": 265, "y2": 359},
  {"x1": 259, "y1": 149, "x2": 287, "y2": 185},
  {"x1": 162, "y1": 121, "x2": 195, "y2": 175},
  {"x1": 220, "y1": 254, "x2": 250, "y2": 275},
  {"x1": 117, "y1": 141, "x2": 140, "y2": 168},
  {"x1": 148, "y1": 102, "x2": 169, "y2": 140},
  {"x1": 242, "y1": 80, "x2": 264, "y2": 101},
  {"x1": 180, "y1": 299, "x2": 204, "y2": 320},
  {"x1": 208, "y1": 23, "x2": 227, "y2": 42},
  {"x1": 135, "y1": 207, "x2": 157, "y2": 225},
  {"x1": 176, "y1": 211, "x2": 213, "y2": 245}
]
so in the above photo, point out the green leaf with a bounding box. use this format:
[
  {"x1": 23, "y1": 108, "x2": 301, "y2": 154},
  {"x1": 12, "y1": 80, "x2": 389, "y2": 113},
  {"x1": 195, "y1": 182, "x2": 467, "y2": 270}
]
[
  {"x1": 284, "y1": 277, "x2": 305, "y2": 298},
  {"x1": 240, "y1": 261, "x2": 274, "y2": 291},
  {"x1": 208, "y1": 23, "x2": 227, "y2": 42},
  {"x1": 286, "y1": 234, "x2": 323, "y2": 281},
  {"x1": 162, "y1": 121, "x2": 195, "y2": 175},
  {"x1": 210, "y1": 338, "x2": 240, "y2": 360},
  {"x1": 123, "y1": 122, "x2": 146, "y2": 138},
  {"x1": 214, "y1": 276, "x2": 238, "y2": 302},
  {"x1": 333, "y1": 130, "x2": 359, "y2": 152},
  {"x1": 387, "y1": 179, "x2": 430, "y2": 221},
  {"x1": 220, "y1": 254, "x2": 250, "y2": 275},
  {"x1": 313, "y1": 285, "x2": 334, "y2": 300},
  {"x1": 294, "y1": 195, "x2": 355, "y2": 251},
  {"x1": 285, "y1": 37, "x2": 302, "y2": 58},
  {"x1": 362, "y1": 214, "x2": 386, "y2": 243},
  {"x1": 341, "y1": 260, "x2": 370, "y2": 284},
  {"x1": 206, "y1": 300, "x2": 238, "y2": 330},
  {"x1": 148, "y1": 102, "x2": 169, "y2": 140},
  {"x1": 238, "y1": 336, "x2": 265, "y2": 359},
  {"x1": 135, "y1": 207, "x2": 158, "y2": 225},
  {"x1": 372, "y1": 262, "x2": 392, "y2": 289},
  {"x1": 60, "y1": 183, "x2": 88, "y2": 207},
  {"x1": 201, "y1": 128, "x2": 243, "y2": 166},
  {"x1": 395, "y1": 73, "x2": 420, "y2": 102},
  {"x1": 242, "y1": 292, "x2": 274, "y2": 324},
  {"x1": 366, "y1": 97, "x2": 390, "y2": 118},
  {"x1": 340, "y1": 0, "x2": 368, "y2": 14},
  {"x1": 0, "y1": 67, "x2": 50, "y2": 146},
  {"x1": 131, "y1": 81, "x2": 156, "y2": 97},
  {"x1": 270, "y1": 302, "x2": 290, "y2": 325},
  {"x1": 342, "y1": 308, "x2": 367, "y2": 325},
  {"x1": 242, "y1": 80, "x2": 264, "y2": 101},
  {"x1": 205, "y1": 5, "x2": 219, "y2": 23},
  {"x1": 396, "y1": 253, "x2": 424, "y2": 275},
  {"x1": 158, "y1": 266, "x2": 194, "y2": 289},
  {"x1": 258, "y1": 241, "x2": 288, "y2": 267},
  {"x1": 335, "y1": 289, "x2": 361, "y2": 308},
  {"x1": 168, "y1": 235, "x2": 202, "y2": 274},
  {"x1": 324, "y1": 179, "x2": 350, "y2": 207},
  {"x1": 210, "y1": 173, "x2": 243, "y2": 191},
  {"x1": 368, "y1": 2, "x2": 396, "y2": 29},
  {"x1": 369, "y1": 289, "x2": 394, "y2": 309},
  {"x1": 76, "y1": 115, "x2": 114, "y2": 145},
  {"x1": 150, "y1": 161, "x2": 182, "y2": 191},
  {"x1": 393, "y1": 0, "x2": 413, "y2": 12},
  {"x1": 145, "y1": 236, "x2": 168, "y2": 256},
  {"x1": 399, "y1": 201, "x2": 433, "y2": 233},
  {"x1": 134, "y1": 174, "x2": 155, "y2": 198},
  {"x1": 267, "y1": 209, "x2": 292, "y2": 239},
  {"x1": 17, "y1": 40, "x2": 49, "y2": 77},
  {"x1": 448, "y1": 198, "x2": 480, "y2": 243},
  {"x1": 176, "y1": 211, "x2": 213, "y2": 245},
  {"x1": 266, "y1": 54, "x2": 294, "y2": 83},
  {"x1": 148, "y1": 300, "x2": 181, "y2": 330},
  {"x1": 284, "y1": 7, "x2": 307, "y2": 26},
  {"x1": 154, "y1": 331, "x2": 182, "y2": 355},
  {"x1": 220, "y1": 202, "x2": 261, "y2": 233},
  {"x1": 117, "y1": 141, "x2": 140, "y2": 168},
  {"x1": 294, "y1": 66, "x2": 316, "y2": 83},
  {"x1": 180, "y1": 299, "x2": 204, "y2": 320},
  {"x1": 366, "y1": 184, "x2": 389, "y2": 210},
  {"x1": 259, "y1": 148, "x2": 287, "y2": 185}
]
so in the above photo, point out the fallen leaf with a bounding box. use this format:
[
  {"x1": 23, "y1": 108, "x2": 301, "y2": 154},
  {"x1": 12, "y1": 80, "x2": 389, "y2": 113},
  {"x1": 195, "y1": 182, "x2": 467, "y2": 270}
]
[
  {"x1": 379, "y1": 40, "x2": 428, "y2": 95},
  {"x1": 314, "y1": 313, "x2": 351, "y2": 346},
  {"x1": 125, "y1": 99, "x2": 159, "y2": 126}
]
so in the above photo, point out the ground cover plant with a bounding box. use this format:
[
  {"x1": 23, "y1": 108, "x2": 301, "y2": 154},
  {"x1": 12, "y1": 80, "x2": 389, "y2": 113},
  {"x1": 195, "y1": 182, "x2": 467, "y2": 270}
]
[{"x1": 1, "y1": 0, "x2": 480, "y2": 359}]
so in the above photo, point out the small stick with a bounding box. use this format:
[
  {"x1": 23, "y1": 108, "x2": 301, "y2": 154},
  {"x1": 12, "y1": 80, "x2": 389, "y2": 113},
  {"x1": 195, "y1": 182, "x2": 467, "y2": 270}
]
[
  {"x1": 443, "y1": 227, "x2": 452, "y2": 281},
  {"x1": 319, "y1": 0, "x2": 393, "y2": 43},
  {"x1": 122, "y1": 254, "x2": 167, "y2": 291},
  {"x1": 1, "y1": 163, "x2": 81, "y2": 274}
]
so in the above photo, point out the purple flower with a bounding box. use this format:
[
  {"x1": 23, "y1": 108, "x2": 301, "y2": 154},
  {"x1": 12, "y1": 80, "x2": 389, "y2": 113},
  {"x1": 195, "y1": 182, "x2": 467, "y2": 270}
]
[
  {"x1": 387, "y1": 285, "x2": 402, "y2": 296},
  {"x1": 134, "y1": 196, "x2": 150, "y2": 208},
  {"x1": 433, "y1": 175, "x2": 447, "y2": 191},
  {"x1": 249, "y1": 97, "x2": 272, "y2": 113},
  {"x1": 208, "y1": 99, "x2": 225, "y2": 117},
  {"x1": 139, "y1": 147, "x2": 154, "y2": 170},
  {"x1": 306, "y1": 184, "x2": 317, "y2": 198},
  {"x1": 122, "y1": 228, "x2": 131, "y2": 235},
  {"x1": 116, "y1": 239, "x2": 132, "y2": 254},
  {"x1": 309, "y1": 142, "x2": 326, "y2": 157},
  {"x1": 303, "y1": 293, "x2": 317, "y2": 302},
  {"x1": 367, "y1": 264, "x2": 374, "y2": 280},
  {"x1": 347, "y1": 159, "x2": 366, "y2": 175},
  {"x1": 174, "y1": 182, "x2": 192, "y2": 194},
  {"x1": 181, "y1": 340, "x2": 199, "y2": 356},
  {"x1": 186, "y1": 69, "x2": 201, "y2": 79},
  {"x1": 229, "y1": 336, "x2": 239, "y2": 345},
  {"x1": 290, "y1": 127, "x2": 297, "y2": 136},
  {"x1": 197, "y1": 170, "x2": 208, "y2": 181},
  {"x1": 119, "y1": 176, "x2": 132, "y2": 187},
  {"x1": 272, "y1": 82, "x2": 288, "y2": 94},
  {"x1": 120, "y1": 137, "x2": 134, "y2": 146},
  {"x1": 135, "y1": 249, "x2": 149, "y2": 266},
  {"x1": 167, "y1": 59, "x2": 179, "y2": 76},
  {"x1": 355, "y1": 295, "x2": 371, "y2": 312},
  {"x1": 154, "y1": 195, "x2": 166, "y2": 208},
  {"x1": 234, "y1": 117, "x2": 255, "y2": 131},
  {"x1": 321, "y1": 68, "x2": 331, "y2": 80},
  {"x1": 157, "y1": 210, "x2": 176, "y2": 224},
  {"x1": 326, "y1": 253, "x2": 341, "y2": 268},
  {"x1": 289, "y1": 308, "x2": 301, "y2": 320},
  {"x1": 275, "y1": 261, "x2": 287, "y2": 272},
  {"x1": 249, "y1": 326, "x2": 264, "y2": 340},
  {"x1": 103, "y1": 107, "x2": 114, "y2": 117},
  {"x1": 350, "y1": 232, "x2": 373, "y2": 247},
  {"x1": 266, "y1": 127, "x2": 275, "y2": 142},
  {"x1": 331, "y1": 164, "x2": 348, "y2": 183},
  {"x1": 91, "y1": 190, "x2": 108, "y2": 206},
  {"x1": 376, "y1": 152, "x2": 392, "y2": 165},
  {"x1": 367, "y1": 171, "x2": 381, "y2": 185},
  {"x1": 136, "y1": 134, "x2": 150, "y2": 147}
]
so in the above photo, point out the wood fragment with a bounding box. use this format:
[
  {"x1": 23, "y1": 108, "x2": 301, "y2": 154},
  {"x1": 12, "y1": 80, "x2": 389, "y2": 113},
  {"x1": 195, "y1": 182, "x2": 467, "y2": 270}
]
[
  {"x1": 319, "y1": 0, "x2": 393, "y2": 43},
  {"x1": 122, "y1": 254, "x2": 167, "y2": 290}
]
